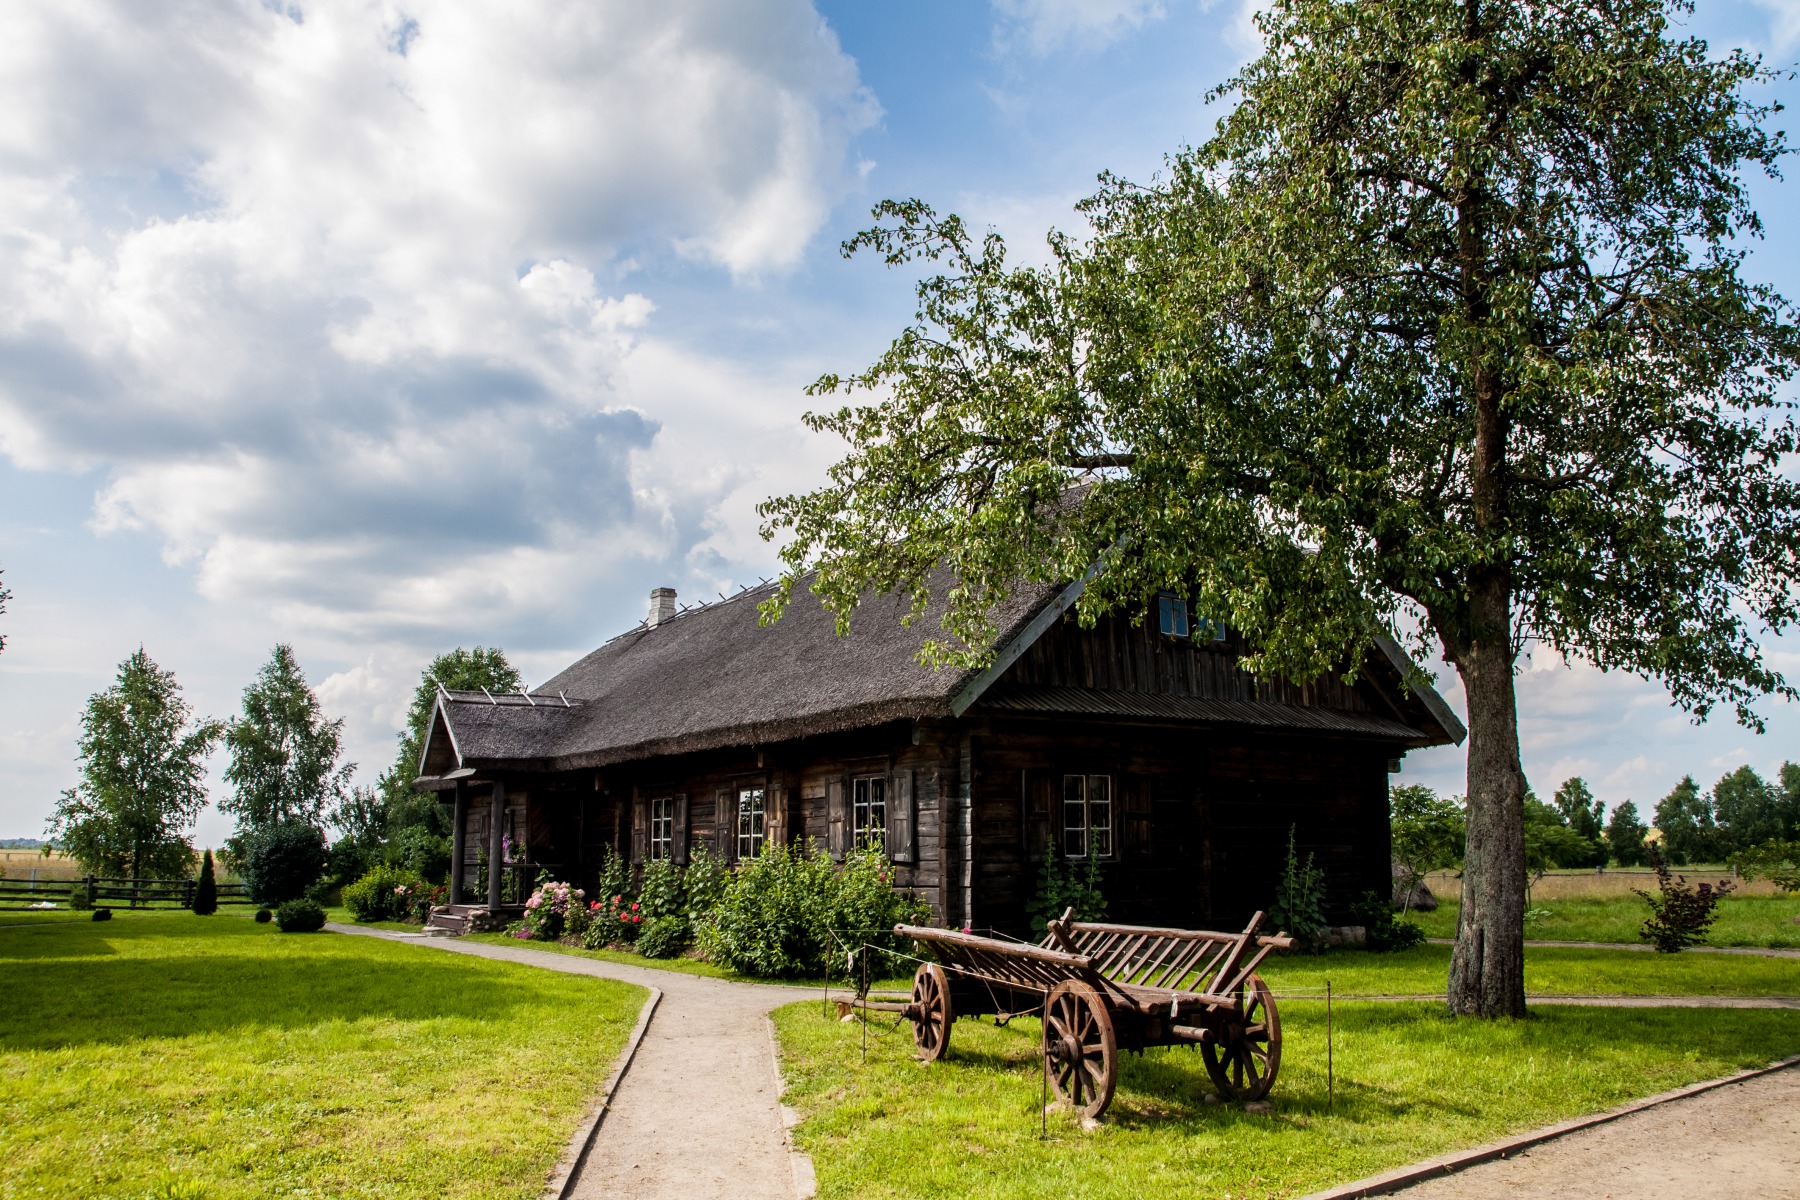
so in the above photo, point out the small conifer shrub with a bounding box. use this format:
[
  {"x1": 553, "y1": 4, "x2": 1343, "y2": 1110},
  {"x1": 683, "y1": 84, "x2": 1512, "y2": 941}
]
[
  {"x1": 192, "y1": 849, "x2": 219, "y2": 916},
  {"x1": 254, "y1": 908, "x2": 273, "y2": 924}
]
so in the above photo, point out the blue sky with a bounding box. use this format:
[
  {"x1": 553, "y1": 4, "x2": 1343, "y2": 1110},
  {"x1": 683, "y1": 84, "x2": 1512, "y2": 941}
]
[{"x1": 1, "y1": 0, "x2": 1797, "y2": 848}]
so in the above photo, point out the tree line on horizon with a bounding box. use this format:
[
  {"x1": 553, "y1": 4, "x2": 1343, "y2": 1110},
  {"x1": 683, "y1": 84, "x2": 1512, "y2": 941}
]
[
  {"x1": 42, "y1": 644, "x2": 520, "y2": 899},
  {"x1": 1393, "y1": 764, "x2": 1800, "y2": 881}
]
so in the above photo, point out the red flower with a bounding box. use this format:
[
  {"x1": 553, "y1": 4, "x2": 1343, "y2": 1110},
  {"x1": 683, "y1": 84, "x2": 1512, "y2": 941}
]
[{"x1": 630, "y1": 902, "x2": 640, "y2": 911}]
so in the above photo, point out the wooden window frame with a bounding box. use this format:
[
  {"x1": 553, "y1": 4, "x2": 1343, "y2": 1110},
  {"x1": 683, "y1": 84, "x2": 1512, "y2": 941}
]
[
  {"x1": 736, "y1": 785, "x2": 767, "y2": 861},
  {"x1": 851, "y1": 774, "x2": 887, "y2": 848},
  {"x1": 648, "y1": 796, "x2": 674, "y2": 861},
  {"x1": 1061, "y1": 773, "x2": 1115, "y2": 860}
]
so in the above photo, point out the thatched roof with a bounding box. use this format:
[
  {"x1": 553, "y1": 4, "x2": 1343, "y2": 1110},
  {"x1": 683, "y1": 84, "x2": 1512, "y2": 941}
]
[{"x1": 417, "y1": 575, "x2": 1463, "y2": 781}]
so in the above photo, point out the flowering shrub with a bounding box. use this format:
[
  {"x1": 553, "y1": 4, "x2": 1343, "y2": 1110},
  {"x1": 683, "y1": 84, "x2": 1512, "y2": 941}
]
[
  {"x1": 342, "y1": 865, "x2": 427, "y2": 923},
  {"x1": 515, "y1": 878, "x2": 586, "y2": 941}
]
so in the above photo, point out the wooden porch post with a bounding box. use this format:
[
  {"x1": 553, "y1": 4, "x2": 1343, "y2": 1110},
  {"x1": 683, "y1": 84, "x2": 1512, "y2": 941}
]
[
  {"x1": 449, "y1": 780, "x2": 468, "y2": 905},
  {"x1": 487, "y1": 779, "x2": 506, "y2": 913}
]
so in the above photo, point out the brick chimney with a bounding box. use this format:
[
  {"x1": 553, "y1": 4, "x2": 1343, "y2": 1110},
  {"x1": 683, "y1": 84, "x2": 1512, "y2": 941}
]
[{"x1": 647, "y1": 587, "x2": 677, "y2": 628}]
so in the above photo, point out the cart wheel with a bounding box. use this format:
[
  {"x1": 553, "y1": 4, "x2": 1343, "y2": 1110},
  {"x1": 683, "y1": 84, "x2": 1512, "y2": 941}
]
[
  {"x1": 1202, "y1": 972, "x2": 1281, "y2": 1102},
  {"x1": 1043, "y1": 979, "x2": 1118, "y2": 1120},
  {"x1": 909, "y1": 963, "x2": 954, "y2": 1061}
]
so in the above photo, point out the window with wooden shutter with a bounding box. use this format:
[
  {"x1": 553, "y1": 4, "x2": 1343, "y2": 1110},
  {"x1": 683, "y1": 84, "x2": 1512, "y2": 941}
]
[
  {"x1": 673, "y1": 793, "x2": 690, "y2": 866},
  {"x1": 649, "y1": 796, "x2": 674, "y2": 861},
  {"x1": 630, "y1": 795, "x2": 648, "y2": 864},
  {"x1": 885, "y1": 769, "x2": 915, "y2": 864},
  {"x1": 851, "y1": 775, "x2": 886, "y2": 848},
  {"x1": 714, "y1": 789, "x2": 735, "y2": 865},
  {"x1": 825, "y1": 776, "x2": 848, "y2": 860}
]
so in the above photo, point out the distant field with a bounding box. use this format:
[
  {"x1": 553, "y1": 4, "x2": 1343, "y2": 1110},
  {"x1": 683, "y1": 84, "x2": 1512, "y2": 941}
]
[
  {"x1": 1416, "y1": 871, "x2": 1800, "y2": 947},
  {"x1": 0, "y1": 850, "x2": 80, "y2": 881},
  {"x1": 1423, "y1": 867, "x2": 1785, "y2": 901}
]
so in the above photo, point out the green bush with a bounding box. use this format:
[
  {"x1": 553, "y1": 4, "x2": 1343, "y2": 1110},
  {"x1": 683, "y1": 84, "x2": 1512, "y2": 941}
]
[
  {"x1": 697, "y1": 842, "x2": 928, "y2": 979},
  {"x1": 276, "y1": 898, "x2": 326, "y2": 933},
  {"x1": 254, "y1": 908, "x2": 272, "y2": 924},
  {"x1": 1349, "y1": 891, "x2": 1426, "y2": 951},
  {"x1": 638, "y1": 857, "x2": 685, "y2": 920},
  {"x1": 637, "y1": 914, "x2": 689, "y2": 959},
  {"x1": 237, "y1": 820, "x2": 329, "y2": 907},
  {"x1": 342, "y1": 865, "x2": 427, "y2": 923},
  {"x1": 683, "y1": 843, "x2": 729, "y2": 922}
]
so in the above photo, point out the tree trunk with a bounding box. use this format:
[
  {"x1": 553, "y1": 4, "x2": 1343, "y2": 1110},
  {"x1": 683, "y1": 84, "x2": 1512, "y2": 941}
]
[{"x1": 1447, "y1": 590, "x2": 1528, "y2": 1015}]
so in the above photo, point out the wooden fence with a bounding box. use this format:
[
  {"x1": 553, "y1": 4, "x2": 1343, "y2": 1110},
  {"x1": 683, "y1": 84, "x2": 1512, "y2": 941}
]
[{"x1": 0, "y1": 875, "x2": 252, "y2": 910}]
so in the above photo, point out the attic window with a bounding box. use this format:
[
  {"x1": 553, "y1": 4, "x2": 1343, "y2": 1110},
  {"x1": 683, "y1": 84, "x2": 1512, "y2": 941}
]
[{"x1": 1157, "y1": 593, "x2": 1190, "y2": 638}]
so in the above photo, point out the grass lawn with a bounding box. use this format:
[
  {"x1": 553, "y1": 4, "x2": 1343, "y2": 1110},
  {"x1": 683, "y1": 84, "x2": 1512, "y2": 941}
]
[
  {"x1": 774, "y1": 998, "x2": 1800, "y2": 1200},
  {"x1": 1410, "y1": 893, "x2": 1800, "y2": 948},
  {"x1": 1257, "y1": 942, "x2": 1800, "y2": 997},
  {"x1": 0, "y1": 912, "x2": 645, "y2": 1200}
]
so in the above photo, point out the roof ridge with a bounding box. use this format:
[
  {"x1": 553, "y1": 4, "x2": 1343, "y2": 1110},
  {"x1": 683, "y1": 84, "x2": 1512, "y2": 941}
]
[{"x1": 599, "y1": 576, "x2": 785, "y2": 646}]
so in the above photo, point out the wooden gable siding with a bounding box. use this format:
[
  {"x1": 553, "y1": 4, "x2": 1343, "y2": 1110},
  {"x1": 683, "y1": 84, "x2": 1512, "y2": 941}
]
[{"x1": 1002, "y1": 609, "x2": 1374, "y2": 713}]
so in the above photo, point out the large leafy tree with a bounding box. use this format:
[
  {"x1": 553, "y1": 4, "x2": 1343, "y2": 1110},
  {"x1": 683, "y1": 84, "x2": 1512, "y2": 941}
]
[
  {"x1": 762, "y1": 0, "x2": 1798, "y2": 1016},
  {"x1": 221, "y1": 644, "x2": 352, "y2": 839},
  {"x1": 1709, "y1": 765, "x2": 1789, "y2": 852},
  {"x1": 45, "y1": 649, "x2": 222, "y2": 878},
  {"x1": 330, "y1": 647, "x2": 520, "y2": 875}
]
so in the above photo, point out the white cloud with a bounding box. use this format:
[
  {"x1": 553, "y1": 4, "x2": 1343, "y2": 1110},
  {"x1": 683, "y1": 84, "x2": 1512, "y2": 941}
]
[
  {"x1": 992, "y1": 0, "x2": 1170, "y2": 54},
  {"x1": 0, "y1": 0, "x2": 877, "y2": 645}
]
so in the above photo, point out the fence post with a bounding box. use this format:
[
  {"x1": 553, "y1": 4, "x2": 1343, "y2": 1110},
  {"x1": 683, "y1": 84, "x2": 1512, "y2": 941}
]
[
  {"x1": 183, "y1": 879, "x2": 194, "y2": 908},
  {"x1": 85, "y1": 875, "x2": 97, "y2": 908}
]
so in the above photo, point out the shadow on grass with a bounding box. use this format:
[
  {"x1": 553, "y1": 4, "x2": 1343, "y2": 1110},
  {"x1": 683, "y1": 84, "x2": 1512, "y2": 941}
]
[{"x1": 1, "y1": 918, "x2": 601, "y2": 1052}]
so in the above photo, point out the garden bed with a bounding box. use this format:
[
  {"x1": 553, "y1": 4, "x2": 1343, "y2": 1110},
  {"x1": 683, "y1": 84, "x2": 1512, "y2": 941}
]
[
  {"x1": 772, "y1": 998, "x2": 1800, "y2": 1199},
  {"x1": 0, "y1": 911, "x2": 645, "y2": 1199}
]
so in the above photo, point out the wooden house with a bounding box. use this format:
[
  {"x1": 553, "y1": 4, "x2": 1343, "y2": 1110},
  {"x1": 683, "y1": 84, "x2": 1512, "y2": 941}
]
[{"x1": 413, "y1": 577, "x2": 1463, "y2": 933}]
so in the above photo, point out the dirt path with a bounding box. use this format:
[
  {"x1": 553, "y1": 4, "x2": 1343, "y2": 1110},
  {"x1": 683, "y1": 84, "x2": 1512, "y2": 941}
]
[
  {"x1": 1390, "y1": 1065, "x2": 1800, "y2": 1199},
  {"x1": 328, "y1": 925, "x2": 816, "y2": 1200}
]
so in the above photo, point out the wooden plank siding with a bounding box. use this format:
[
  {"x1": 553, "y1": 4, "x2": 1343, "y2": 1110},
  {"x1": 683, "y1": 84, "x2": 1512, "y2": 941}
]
[{"x1": 1003, "y1": 608, "x2": 1374, "y2": 713}]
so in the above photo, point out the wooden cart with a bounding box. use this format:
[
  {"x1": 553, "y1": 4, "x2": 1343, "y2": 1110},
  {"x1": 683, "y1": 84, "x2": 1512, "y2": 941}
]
[{"x1": 894, "y1": 910, "x2": 1292, "y2": 1118}]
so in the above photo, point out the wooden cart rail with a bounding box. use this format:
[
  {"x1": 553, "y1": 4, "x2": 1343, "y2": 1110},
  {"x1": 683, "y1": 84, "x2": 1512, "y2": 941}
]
[
  {"x1": 892, "y1": 911, "x2": 1293, "y2": 1118},
  {"x1": 1050, "y1": 918, "x2": 1292, "y2": 1006}
]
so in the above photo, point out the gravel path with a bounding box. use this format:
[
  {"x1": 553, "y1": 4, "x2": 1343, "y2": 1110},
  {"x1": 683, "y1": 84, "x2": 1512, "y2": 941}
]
[
  {"x1": 327, "y1": 925, "x2": 817, "y2": 1199},
  {"x1": 1392, "y1": 1065, "x2": 1800, "y2": 1199}
]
